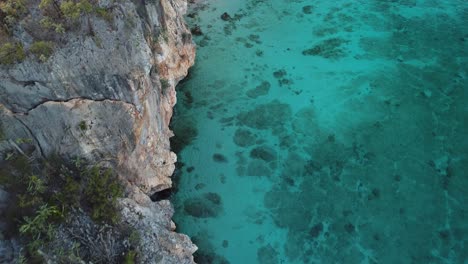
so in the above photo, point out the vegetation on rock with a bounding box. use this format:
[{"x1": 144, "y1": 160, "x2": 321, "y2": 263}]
[
  {"x1": 84, "y1": 165, "x2": 123, "y2": 223},
  {"x1": 160, "y1": 78, "x2": 170, "y2": 94},
  {"x1": 0, "y1": 42, "x2": 25, "y2": 64},
  {"x1": 0, "y1": 150, "x2": 134, "y2": 263},
  {"x1": 29, "y1": 41, "x2": 54, "y2": 62},
  {"x1": 39, "y1": 16, "x2": 66, "y2": 34},
  {"x1": 0, "y1": 0, "x2": 26, "y2": 30},
  {"x1": 0, "y1": 0, "x2": 113, "y2": 65},
  {"x1": 78, "y1": 120, "x2": 88, "y2": 131},
  {"x1": 58, "y1": 0, "x2": 93, "y2": 20}
]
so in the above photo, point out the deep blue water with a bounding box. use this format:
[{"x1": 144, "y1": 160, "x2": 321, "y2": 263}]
[{"x1": 171, "y1": 0, "x2": 468, "y2": 263}]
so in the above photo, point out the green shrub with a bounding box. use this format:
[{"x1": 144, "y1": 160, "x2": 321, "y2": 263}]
[
  {"x1": 0, "y1": 42, "x2": 25, "y2": 64},
  {"x1": 123, "y1": 250, "x2": 137, "y2": 264},
  {"x1": 160, "y1": 78, "x2": 170, "y2": 93},
  {"x1": 39, "y1": 17, "x2": 65, "y2": 34},
  {"x1": 95, "y1": 7, "x2": 113, "y2": 22},
  {"x1": 78, "y1": 120, "x2": 87, "y2": 131},
  {"x1": 84, "y1": 166, "x2": 123, "y2": 223},
  {"x1": 19, "y1": 204, "x2": 61, "y2": 240},
  {"x1": 53, "y1": 174, "x2": 81, "y2": 209},
  {"x1": 18, "y1": 254, "x2": 27, "y2": 264},
  {"x1": 38, "y1": 0, "x2": 53, "y2": 10},
  {"x1": 60, "y1": 0, "x2": 93, "y2": 20},
  {"x1": 29, "y1": 41, "x2": 54, "y2": 62},
  {"x1": 17, "y1": 193, "x2": 43, "y2": 209},
  {"x1": 0, "y1": 156, "x2": 31, "y2": 190},
  {"x1": 0, "y1": 0, "x2": 26, "y2": 28},
  {"x1": 19, "y1": 204, "x2": 62, "y2": 260},
  {"x1": 26, "y1": 175, "x2": 46, "y2": 195},
  {"x1": 1, "y1": 154, "x2": 127, "y2": 261},
  {"x1": 0, "y1": 0, "x2": 26, "y2": 16}
]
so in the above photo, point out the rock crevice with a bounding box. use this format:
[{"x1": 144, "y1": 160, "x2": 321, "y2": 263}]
[{"x1": 7, "y1": 97, "x2": 138, "y2": 115}]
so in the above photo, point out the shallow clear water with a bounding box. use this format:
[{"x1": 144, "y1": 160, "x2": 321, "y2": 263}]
[{"x1": 170, "y1": 0, "x2": 468, "y2": 263}]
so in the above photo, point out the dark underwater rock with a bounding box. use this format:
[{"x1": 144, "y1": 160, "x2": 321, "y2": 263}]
[
  {"x1": 191, "y1": 25, "x2": 203, "y2": 35},
  {"x1": 257, "y1": 244, "x2": 279, "y2": 264},
  {"x1": 246, "y1": 81, "x2": 271, "y2": 98},
  {"x1": 250, "y1": 145, "x2": 277, "y2": 162},
  {"x1": 302, "y1": 5, "x2": 313, "y2": 14},
  {"x1": 213, "y1": 153, "x2": 228, "y2": 163},
  {"x1": 183, "y1": 193, "x2": 223, "y2": 218},
  {"x1": 233, "y1": 129, "x2": 257, "y2": 147},
  {"x1": 221, "y1": 12, "x2": 231, "y2": 21}
]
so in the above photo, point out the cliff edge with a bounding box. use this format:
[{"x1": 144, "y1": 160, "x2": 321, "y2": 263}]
[{"x1": 0, "y1": 0, "x2": 196, "y2": 263}]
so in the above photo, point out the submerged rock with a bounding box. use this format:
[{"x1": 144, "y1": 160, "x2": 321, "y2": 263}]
[
  {"x1": 171, "y1": 118, "x2": 199, "y2": 153},
  {"x1": 302, "y1": 38, "x2": 349, "y2": 58},
  {"x1": 233, "y1": 128, "x2": 257, "y2": 147},
  {"x1": 273, "y1": 69, "x2": 287, "y2": 79},
  {"x1": 195, "y1": 183, "x2": 206, "y2": 190},
  {"x1": 236, "y1": 100, "x2": 292, "y2": 131},
  {"x1": 221, "y1": 12, "x2": 232, "y2": 21},
  {"x1": 213, "y1": 153, "x2": 229, "y2": 163},
  {"x1": 195, "y1": 251, "x2": 230, "y2": 264},
  {"x1": 222, "y1": 240, "x2": 229, "y2": 248},
  {"x1": 302, "y1": 5, "x2": 314, "y2": 14},
  {"x1": 250, "y1": 145, "x2": 277, "y2": 162},
  {"x1": 344, "y1": 223, "x2": 355, "y2": 233},
  {"x1": 257, "y1": 245, "x2": 280, "y2": 264},
  {"x1": 191, "y1": 25, "x2": 203, "y2": 35},
  {"x1": 310, "y1": 222, "x2": 324, "y2": 238},
  {"x1": 183, "y1": 193, "x2": 223, "y2": 218},
  {"x1": 247, "y1": 160, "x2": 272, "y2": 176},
  {"x1": 246, "y1": 81, "x2": 271, "y2": 98},
  {"x1": 204, "y1": 192, "x2": 222, "y2": 205}
]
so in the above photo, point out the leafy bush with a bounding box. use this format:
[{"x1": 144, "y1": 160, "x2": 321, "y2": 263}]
[
  {"x1": 19, "y1": 204, "x2": 61, "y2": 240},
  {"x1": 0, "y1": 0, "x2": 26, "y2": 16},
  {"x1": 0, "y1": 0, "x2": 113, "y2": 44},
  {"x1": 1, "y1": 153, "x2": 126, "y2": 262},
  {"x1": 38, "y1": 0, "x2": 54, "y2": 10},
  {"x1": 78, "y1": 120, "x2": 87, "y2": 131},
  {"x1": 39, "y1": 17, "x2": 65, "y2": 33},
  {"x1": 53, "y1": 174, "x2": 81, "y2": 208},
  {"x1": 0, "y1": 42, "x2": 25, "y2": 64},
  {"x1": 60, "y1": 0, "x2": 93, "y2": 20},
  {"x1": 19, "y1": 204, "x2": 62, "y2": 261},
  {"x1": 84, "y1": 166, "x2": 123, "y2": 223},
  {"x1": 0, "y1": 0, "x2": 26, "y2": 28},
  {"x1": 29, "y1": 41, "x2": 54, "y2": 62},
  {"x1": 26, "y1": 174, "x2": 46, "y2": 195}
]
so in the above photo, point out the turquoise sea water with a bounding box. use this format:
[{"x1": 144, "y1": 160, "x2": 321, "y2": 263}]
[{"x1": 170, "y1": 0, "x2": 468, "y2": 263}]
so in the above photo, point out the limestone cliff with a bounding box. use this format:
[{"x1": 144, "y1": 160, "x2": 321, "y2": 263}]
[{"x1": 0, "y1": 0, "x2": 196, "y2": 263}]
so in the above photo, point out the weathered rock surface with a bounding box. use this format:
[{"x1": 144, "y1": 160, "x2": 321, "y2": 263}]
[
  {"x1": 0, "y1": 0, "x2": 196, "y2": 262},
  {"x1": 120, "y1": 197, "x2": 197, "y2": 264}
]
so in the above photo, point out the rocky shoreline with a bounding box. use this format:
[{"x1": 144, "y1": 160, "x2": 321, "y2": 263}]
[{"x1": 0, "y1": 0, "x2": 197, "y2": 262}]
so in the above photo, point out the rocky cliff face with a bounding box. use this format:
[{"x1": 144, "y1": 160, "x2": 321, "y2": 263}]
[{"x1": 0, "y1": 0, "x2": 196, "y2": 262}]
